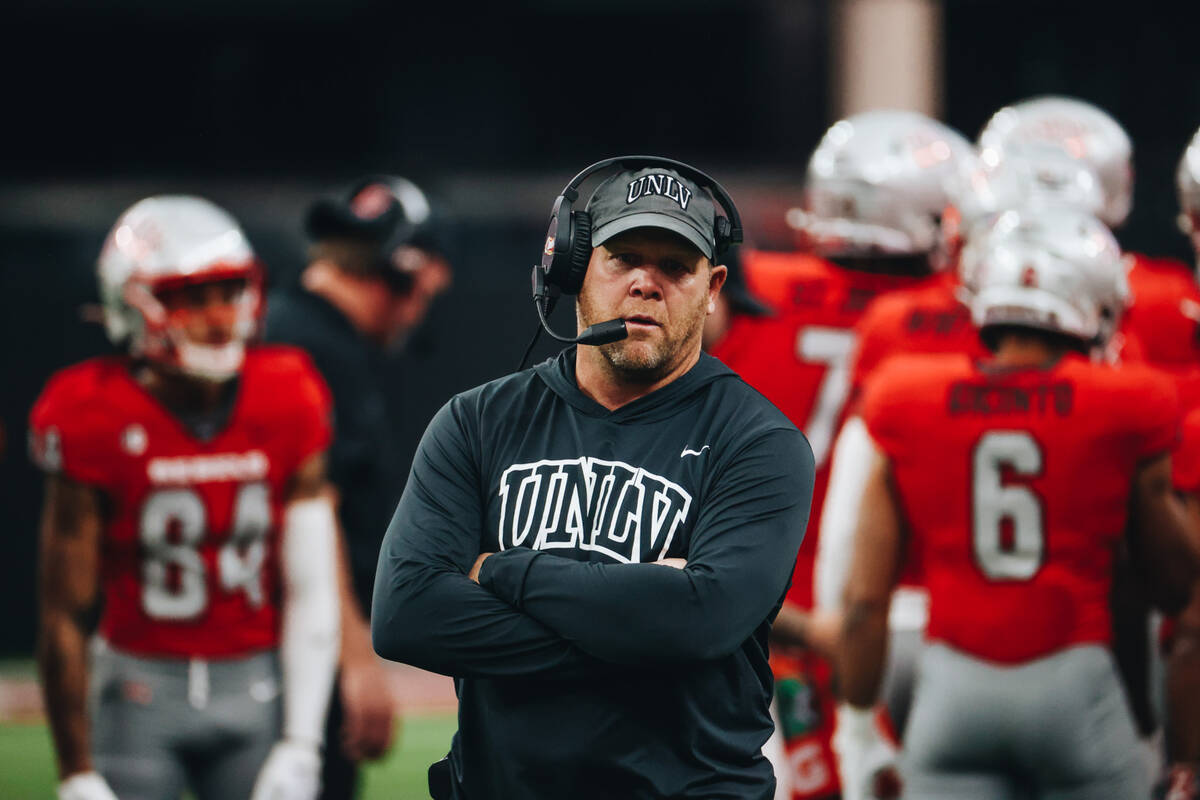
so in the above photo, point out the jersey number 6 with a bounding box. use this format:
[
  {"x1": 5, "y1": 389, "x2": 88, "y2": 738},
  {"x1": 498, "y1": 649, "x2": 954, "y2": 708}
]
[
  {"x1": 971, "y1": 431, "x2": 1045, "y2": 581},
  {"x1": 138, "y1": 484, "x2": 271, "y2": 620}
]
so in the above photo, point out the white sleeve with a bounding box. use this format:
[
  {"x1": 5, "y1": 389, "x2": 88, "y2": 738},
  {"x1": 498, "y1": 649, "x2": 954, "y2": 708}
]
[
  {"x1": 278, "y1": 496, "x2": 340, "y2": 748},
  {"x1": 814, "y1": 417, "x2": 874, "y2": 612}
]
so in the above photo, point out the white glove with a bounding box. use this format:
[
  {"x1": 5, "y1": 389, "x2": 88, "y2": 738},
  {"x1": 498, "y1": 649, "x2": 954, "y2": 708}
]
[
  {"x1": 832, "y1": 704, "x2": 901, "y2": 800},
  {"x1": 58, "y1": 771, "x2": 119, "y2": 800},
  {"x1": 250, "y1": 740, "x2": 323, "y2": 800}
]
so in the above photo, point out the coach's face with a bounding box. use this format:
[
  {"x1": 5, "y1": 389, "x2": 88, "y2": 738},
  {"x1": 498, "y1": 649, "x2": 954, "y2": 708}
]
[{"x1": 577, "y1": 228, "x2": 726, "y2": 381}]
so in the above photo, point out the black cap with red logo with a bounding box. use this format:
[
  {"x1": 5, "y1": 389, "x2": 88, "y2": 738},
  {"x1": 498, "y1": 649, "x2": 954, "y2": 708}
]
[{"x1": 305, "y1": 177, "x2": 407, "y2": 244}]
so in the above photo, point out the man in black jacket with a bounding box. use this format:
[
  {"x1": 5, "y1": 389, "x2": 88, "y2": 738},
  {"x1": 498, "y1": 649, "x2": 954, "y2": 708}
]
[
  {"x1": 266, "y1": 176, "x2": 451, "y2": 799},
  {"x1": 372, "y1": 160, "x2": 816, "y2": 800}
]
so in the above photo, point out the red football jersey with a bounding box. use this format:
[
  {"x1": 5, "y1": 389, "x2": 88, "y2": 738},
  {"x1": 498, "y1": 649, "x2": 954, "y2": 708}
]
[
  {"x1": 744, "y1": 251, "x2": 839, "y2": 315},
  {"x1": 720, "y1": 250, "x2": 941, "y2": 608},
  {"x1": 1120, "y1": 254, "x2": 1200, "y2": 368},
  {"x1": 1171, "y1": 367, "x2": 1200, "y2": 415},
  {"x1": 862, "y1": 353, "x2": 1178, "y2": 663},
  {"x1": 848, "y1": 272, "x2": 985, "y2": 405},
  {"x1": 29, "y1": 346, "x2": 332, "y2": 659}
]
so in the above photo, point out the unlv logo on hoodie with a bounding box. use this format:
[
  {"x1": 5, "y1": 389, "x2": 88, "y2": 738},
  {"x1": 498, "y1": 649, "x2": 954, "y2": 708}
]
[{"x1": 497, "y1": 457, "x2": 692, "y2": 563}]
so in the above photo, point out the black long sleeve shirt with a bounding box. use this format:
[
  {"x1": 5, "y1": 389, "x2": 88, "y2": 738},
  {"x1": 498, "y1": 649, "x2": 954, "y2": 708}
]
[
  {"x1": 264, "y1": 288, "x2": 401, "y2": 612},
  {"x1": 372, "y1": 348, "x2": 814, "y2": 799}
]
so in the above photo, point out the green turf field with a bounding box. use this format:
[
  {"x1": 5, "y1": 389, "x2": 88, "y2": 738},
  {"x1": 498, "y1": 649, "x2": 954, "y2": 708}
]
[{"x1": 0, "y1": 714, "x2": 457, "y2": 800}]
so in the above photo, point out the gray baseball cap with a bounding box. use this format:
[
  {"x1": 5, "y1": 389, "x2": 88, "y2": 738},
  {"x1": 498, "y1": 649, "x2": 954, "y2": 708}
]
[{"x1": 585, "y1": 167, "x2": 717, "y2": 259}]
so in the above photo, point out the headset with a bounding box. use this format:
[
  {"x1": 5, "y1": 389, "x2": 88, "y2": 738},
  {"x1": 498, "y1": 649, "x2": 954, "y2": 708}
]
[{"x1": 521, "y1": 155, "x2": 743, "y2": 368}]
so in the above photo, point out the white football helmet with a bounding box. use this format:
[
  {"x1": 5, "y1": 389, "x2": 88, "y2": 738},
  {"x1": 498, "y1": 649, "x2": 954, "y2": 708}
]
[
  {"x1": 99, "y1": 195, "x2": 262, "y2": 381},
  {"x1": 787, "y1": 110, "x2": 979, "y2": 260},
  {"x1": 1176, "y1": 126, "x2": 1200, "y2": 261},
  {"x1": 964, "y1": 206, "x2": 1127, "y2": 346},
  {"x1": 977, "y1": 96, "x2": 1132, "y2": 228}
]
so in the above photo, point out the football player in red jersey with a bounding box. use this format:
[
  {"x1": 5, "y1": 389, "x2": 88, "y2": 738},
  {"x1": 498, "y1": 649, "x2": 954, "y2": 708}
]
[
  {"x1": 815, "y1": 207, "x2": 1133, "y2": 757},
  {"x1": 748, "y1": 109, "x2": 980, "y2": 605},
  {"x1": 978, "y1": 98, "x2": 1195, "y2": 780},
  {"x1": 717, "y1": 110, "x2": 977, "y2": 800},
  {"x1": 818, "y1": 99, "x2": 1170, "y2": 799},
  {"x1": 837, "y1": 209, "x2": 1200, "y2": 798},
  {"x1": 31, "y1": 197, "x2": 340, "y2": 800}
]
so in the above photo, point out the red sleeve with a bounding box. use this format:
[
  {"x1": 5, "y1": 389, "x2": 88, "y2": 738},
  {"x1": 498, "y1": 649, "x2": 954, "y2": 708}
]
[
  {"x1": 860, "y1": 359, "x2": 911, "y2": 459},
  {"x1": 1173, "y1": 367, "x2": 1200, "y2": 414},
  {"x1": 28, "y1": 366, "x2": 116, "y2": 487},
  {"x1": 1123, "y1": 367, "x2": 1180, "y2": 461},
  {"x1": 1174, "y1": 409, "x2": 1200, "y2": 494}
]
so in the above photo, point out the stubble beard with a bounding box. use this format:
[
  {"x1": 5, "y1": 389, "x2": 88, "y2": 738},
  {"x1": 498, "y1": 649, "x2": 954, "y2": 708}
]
[{"x1": 577, "y1": 290, "x2": 709, "y2": 385}]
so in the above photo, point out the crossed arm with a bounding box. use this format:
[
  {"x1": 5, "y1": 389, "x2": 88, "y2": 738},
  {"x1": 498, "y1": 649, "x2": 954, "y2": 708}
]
[{"x1": 371, "y1": 401, "x2": 815, "y2": 675}]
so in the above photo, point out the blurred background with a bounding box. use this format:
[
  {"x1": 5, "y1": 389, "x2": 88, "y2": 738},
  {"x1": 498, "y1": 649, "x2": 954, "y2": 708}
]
[{"x1": 2, "y1": 0, "x2": 1199, "y2": 792}]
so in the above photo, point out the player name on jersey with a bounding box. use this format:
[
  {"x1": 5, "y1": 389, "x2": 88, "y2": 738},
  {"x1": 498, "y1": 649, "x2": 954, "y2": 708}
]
[
  {"x1": 497, "y1": 457, "x2": 692, "y2": 564},
  {"x1": 146, "y1": 450, "x2": 270, "y2": 485},
  {"x1": 947, "y1": 380, "x2": 1074, "y2": 417}
]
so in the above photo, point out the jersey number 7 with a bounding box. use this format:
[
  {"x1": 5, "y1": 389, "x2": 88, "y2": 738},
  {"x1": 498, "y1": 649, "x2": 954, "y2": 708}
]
[{"x1": 796, "y1": 327, "x2": 857, "y2": 468}]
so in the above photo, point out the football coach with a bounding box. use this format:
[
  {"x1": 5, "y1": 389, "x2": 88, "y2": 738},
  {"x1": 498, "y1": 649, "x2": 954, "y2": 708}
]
[{"x1": 371, "y1": 156, "x2": 815, "y2": 800}]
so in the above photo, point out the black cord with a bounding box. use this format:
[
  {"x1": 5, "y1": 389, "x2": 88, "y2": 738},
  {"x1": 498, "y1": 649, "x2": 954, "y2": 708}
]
[
  {"x1": 517, "y1": 319, "x2": 544, "y2": 372},
  {"x1": 520, "y1": 289, "x2": 564, "y2": 371}
]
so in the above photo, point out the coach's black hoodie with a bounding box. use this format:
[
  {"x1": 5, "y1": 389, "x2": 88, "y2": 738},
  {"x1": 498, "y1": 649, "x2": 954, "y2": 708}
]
[{"x1": 372, "y1": 348, "x2": 814, "y2": 800}]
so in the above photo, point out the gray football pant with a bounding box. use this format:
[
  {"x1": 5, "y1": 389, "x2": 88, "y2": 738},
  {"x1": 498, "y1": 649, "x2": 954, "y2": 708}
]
[
  {"x1": 881, "y1": 626, "x2": 923, "y2": 738},
  {"x1": 89, "y1": 640, "x2": 282, "y2": 800},
  {"x1": 900, "y1": 643, "x2": 1148, "y2": 800}
]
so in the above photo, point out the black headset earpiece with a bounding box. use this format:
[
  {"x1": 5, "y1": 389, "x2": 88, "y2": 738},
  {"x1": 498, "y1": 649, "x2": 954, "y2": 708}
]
[
  {"x1": 564, "y1": 211, "x2": 592, "y2": 294},
  {"x1": 540, "y1": 192, "x2": 594, "y2": 296}
]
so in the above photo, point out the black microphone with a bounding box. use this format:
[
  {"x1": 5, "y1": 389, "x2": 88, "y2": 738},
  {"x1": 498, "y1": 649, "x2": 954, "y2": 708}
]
[
  {"x1": 519, "y1": 265, "x2": 629, "y2": 371},
  {"x1": 576, "y1": 318, "x2": 629, "y2": 346},
  {"x1": 530, "y1": 265, "x2": 629, "y2": 347},
  {"x1": 534, "y1": 293, "x2": 628, "y2": 346}
]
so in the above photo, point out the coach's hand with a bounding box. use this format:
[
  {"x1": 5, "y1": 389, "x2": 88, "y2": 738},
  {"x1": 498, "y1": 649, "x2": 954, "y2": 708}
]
[
  {"x1": 340, "y1": 649, "x2": 398, "y2": 761},
  {"x1": 656, "y1": 558, "x2": 688, "y2": 569},
  {"x1": 251, "y1": 739, "x2": 321, "y2": 800},
  {"x1": 469, "y1": 553, "x2": 494, "y2": 583},
  {"x1": 58, "y1": 771, "x2": 118, "y2": 800}
]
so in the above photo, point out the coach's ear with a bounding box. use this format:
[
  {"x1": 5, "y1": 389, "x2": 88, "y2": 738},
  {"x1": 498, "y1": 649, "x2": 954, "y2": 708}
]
[{"x1": 707, "y1": 263, "x2": 728, "y2": 306}]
